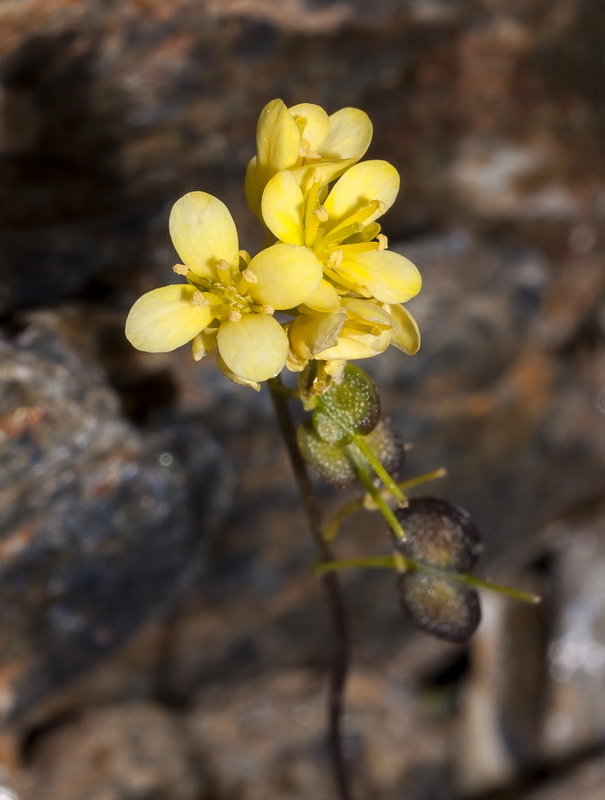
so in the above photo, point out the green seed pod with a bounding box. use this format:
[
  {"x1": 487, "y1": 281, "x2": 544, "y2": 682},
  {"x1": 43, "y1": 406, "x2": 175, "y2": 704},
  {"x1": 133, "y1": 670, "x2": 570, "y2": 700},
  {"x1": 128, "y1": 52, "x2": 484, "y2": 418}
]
[
  {"x1": 313, "y1": 409, "x2": 351, "y2": 445},
  {"x1": 395, "y1": 498, "x2": 482, "y2": 572},
  {"x1": 361, "y1": 418, "x2": 405, "y2": 480},
  {"x1": 313, "y1": 364, "x2": 380, "y2": 444},
  {"x1": 397, "y1": 572, "x2": 481, "y2": 644},
  {"x1": 297, "y1": 419, "x2": 356, "y2": 487}
]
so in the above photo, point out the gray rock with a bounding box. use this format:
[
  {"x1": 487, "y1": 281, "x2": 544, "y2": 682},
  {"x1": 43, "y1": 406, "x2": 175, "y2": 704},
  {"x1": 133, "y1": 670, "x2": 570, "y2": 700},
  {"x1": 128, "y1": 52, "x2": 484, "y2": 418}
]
[{"x1": 0, "y1": 323, "x2": 223, "y2": 724}]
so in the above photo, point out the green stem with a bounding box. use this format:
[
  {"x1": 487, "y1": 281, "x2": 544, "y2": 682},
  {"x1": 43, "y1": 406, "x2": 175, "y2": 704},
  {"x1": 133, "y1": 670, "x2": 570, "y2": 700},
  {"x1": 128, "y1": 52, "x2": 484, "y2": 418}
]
[
  {"x1": 324, "y1": 467, "x2": 447, "y2": 542},
  {"x1": 351, "y1": 454, "x2": 406, "y2": 541},
  {"x1": 398, "y1": 467, "x2": 447, "y2": 492},
  {"x1": 324, "y1": 497, "x2": 363, "y2": 543},
  {"x1": 316, "y1": 555, "x2": 398, "y2": 574},
  {"x1": 448, "y1": 572, "x2": 541, "y2": 604},
  {"x1": 352, "y1": 435, "x2": 405, "y2": 504}
]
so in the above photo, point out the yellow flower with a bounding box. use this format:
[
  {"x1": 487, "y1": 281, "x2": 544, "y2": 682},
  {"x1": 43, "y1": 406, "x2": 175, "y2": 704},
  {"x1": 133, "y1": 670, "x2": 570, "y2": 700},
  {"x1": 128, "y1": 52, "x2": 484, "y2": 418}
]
[
  {"x1": 125, "y1": 192, "x2": 322, "y2": 386},
  {"x1": 287, "y1": 298, "x2": 421, "y2": 372},
  {"x1": 261, "y1": 160, "x2": 422, "y2": 307},
  {"x1": 245, "y1": 98, "x2": 373, "y2": 218}
]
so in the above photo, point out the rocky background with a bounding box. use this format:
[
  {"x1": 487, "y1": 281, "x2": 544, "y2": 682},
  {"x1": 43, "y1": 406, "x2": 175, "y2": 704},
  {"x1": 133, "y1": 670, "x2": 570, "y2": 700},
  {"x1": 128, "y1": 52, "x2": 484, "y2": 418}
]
[{"x1": 0, "y1": 0, "x2": 604, "y2": 798}]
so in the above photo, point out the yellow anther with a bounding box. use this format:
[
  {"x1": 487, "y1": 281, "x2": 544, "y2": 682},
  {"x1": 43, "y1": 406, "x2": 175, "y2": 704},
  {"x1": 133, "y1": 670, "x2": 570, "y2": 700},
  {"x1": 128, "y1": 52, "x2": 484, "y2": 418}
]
[
  {"x1": 262, "y1": 305, "x2": 275, "y2": 315},
  {"x1": 328, "y1": 249, "x2": 343, "y2": 269},
  {"x1": 228, "y1": 310, "x2": 242, "y2": 322},
  {"x1": 314, "y1": 205, "x2": 329, "y2": 222},
  {"x1": 173, "y1": 263, "x2": 189, "y2": 276},
  {"x1": 241, "y1": 268, "x2": 258, "y2": 284},
  {"x1": 377, "y1": 233, "x2": 388, "y2": 250},
  {"x1": 192, "y1": 291, "x2": 209, "y2": 307}
]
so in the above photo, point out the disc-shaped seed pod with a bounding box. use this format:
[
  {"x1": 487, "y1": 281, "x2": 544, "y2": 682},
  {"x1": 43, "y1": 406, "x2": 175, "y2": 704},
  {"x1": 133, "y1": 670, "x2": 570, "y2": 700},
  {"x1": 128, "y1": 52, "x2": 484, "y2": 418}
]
[
  {"x1": 395, "y1": 498, "x2": 483, "y2": 573},
  {"x1": 313, "y1": 364, "x2": 380, "y2": 444},
  {"x1": 362, "y1": 417, "x2": 405, "y2": 480},
  {"x1": 397, "y1": 572, "x2": 481, "y2": 644},
  {"x1": 297, "y1": 419, "x2": 356, "y2": 487}
]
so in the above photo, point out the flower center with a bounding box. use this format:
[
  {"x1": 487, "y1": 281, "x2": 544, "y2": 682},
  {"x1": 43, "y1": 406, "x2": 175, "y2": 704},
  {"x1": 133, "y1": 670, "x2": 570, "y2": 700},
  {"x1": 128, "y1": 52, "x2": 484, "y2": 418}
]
[{"x1": 186, "y1": 260, "x2": 266, "y2": 323}]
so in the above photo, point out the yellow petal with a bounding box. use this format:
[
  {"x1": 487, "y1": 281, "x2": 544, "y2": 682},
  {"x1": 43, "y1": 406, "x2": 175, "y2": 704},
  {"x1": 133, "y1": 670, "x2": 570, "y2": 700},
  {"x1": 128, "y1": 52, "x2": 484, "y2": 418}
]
[
  {"x1": 291, "y1": 157, "x2": 358, "y2": 197},
  {"x1": 217, "y1": 314, "x2": 289, "y2": 382},
  {"x1": 389, "y1": 304, "x2": 421, "y2": 354},
  {"x1": 249, "y1": 244, "x2": 322, "y2": 309},
  {"x1": 299, "y1": 279, "x2": 342, "y2": 313},
  {"x1": 315, "y1": 330, "x2": 390, "y2": 361},
  {"x1": 216, "y1": 354, "x2": 261, "y2": 391},
  {"x1": 288, "y1": 103, "x2": 330, "y2": 152},
  {"x1": 191, "y1": 327, "x2": 218, "y2": 361},
  {"x1": 341, "y1": 297, "x2": 393, "y2": 326},
  {"x1": 169, "y1": 192, "x2": 239, "y2": 280},
  {"x1": 319, "y1": 107, "x2": 373, "y2": 160},
  {"x1": 323, "y1": 160, "x2": 400, "y2": 227},
  {"x1": 289, "y1": 311, "x2": 346, "y2": 360},
  {"x1": 337, "y1": 249, "x2": 422, "y2": 304},
  {"x1": 245, "y1": 156, "x2": 262, "y2": 217},
  {"x1": 261, "y1": 171, "x2": 305, "y2": 245},
  {"x1": 256, "y1": 99, "x2": 301, "y2": 172},
  {"x1": 247, "y1": 100, "x2": 302, "y2": 217},
  {"x1": 125, "y1": 284, "x2": 213, "y2": 353}
]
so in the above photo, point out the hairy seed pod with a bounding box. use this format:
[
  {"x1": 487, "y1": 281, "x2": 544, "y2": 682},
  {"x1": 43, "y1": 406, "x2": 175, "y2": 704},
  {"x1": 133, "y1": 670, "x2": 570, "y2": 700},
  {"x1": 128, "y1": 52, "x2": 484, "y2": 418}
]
[
  {"x1": 297, "y1": 420, "x2": 356, "y2": 487},
  {"x1": 313, "y1": 364, "x2": 380, "y2": 444},
  {"x1": 398, "y1": 572, "x2": 481, "y2": 643},
  {"x1": 395, "y1": 498, "x2": 482, "y2": 572},
  {"x1": 361, "y1": 417, "x2": 405, "y2": 479}
]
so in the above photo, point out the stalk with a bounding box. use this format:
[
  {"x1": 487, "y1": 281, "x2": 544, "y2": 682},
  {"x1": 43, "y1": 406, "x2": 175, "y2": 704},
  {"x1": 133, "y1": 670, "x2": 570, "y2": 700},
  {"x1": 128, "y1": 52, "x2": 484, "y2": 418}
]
[{"x1": 269, "y1": 376, "x2": 353, "y2": 800}]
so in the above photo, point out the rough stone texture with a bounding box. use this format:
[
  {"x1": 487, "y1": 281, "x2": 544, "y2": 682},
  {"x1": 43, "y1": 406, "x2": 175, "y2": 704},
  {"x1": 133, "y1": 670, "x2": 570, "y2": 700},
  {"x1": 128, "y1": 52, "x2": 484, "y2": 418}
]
[
  {"x1": 22, "y1": 702, "x2": 201, "y2": 800},
  {"x1": 187, "y1": 669, "x2": 449, "y2": 800},
  {"x1": 0, "y1": 0, "x2": 603, "y2": 798},
  {"x1": 0, "y1": 0, "x2": 602, "y2": 312},
  {"x1": 0, "y1": 321, "x2": 226, "y2": 725}
]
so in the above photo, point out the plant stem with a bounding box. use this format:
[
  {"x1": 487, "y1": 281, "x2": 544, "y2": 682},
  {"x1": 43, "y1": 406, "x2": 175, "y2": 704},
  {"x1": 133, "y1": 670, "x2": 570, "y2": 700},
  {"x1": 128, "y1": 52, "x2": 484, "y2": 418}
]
[{"x1": 269, "y1": 376, "x2": 353, "y2": 800}]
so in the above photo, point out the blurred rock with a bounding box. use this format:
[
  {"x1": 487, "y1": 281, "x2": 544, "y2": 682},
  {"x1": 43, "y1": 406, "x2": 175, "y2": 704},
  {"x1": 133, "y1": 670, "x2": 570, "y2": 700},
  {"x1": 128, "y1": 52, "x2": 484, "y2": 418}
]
[
  {"x1": 0, "y1": 0, "x2": 603, "y2": 796},
  {"x1": 23, "y1": 702, "x2": 201, "y2": 800},
  {"x1": 0, "y1": 0, "x2": 603, "y2": 313},
  {"x1": 187, "y1": 668, "x2": 449, "y2": 800},
  {"x1": 540, "y1": 505, "x2": 605, "y2": 758},
  {"x1": 522, "y1": 759, "x2": 605, "y2": 800},
  {"x1": 0, "y1": 321, "x2": 225, "y2": 725},
  {"x1": 372, "y1": 233, "x2": 605, "y2": 559}
]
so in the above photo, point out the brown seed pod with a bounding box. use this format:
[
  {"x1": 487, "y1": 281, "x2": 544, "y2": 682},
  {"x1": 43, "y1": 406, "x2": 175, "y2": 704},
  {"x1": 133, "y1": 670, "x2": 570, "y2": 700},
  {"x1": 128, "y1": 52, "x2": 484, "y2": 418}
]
[
  {"x1": 395, "y1": 498, "x2": 483, "y2": 572},
  {"x1": 397, "y1": 572, "x2": 481, "y2": 644}
]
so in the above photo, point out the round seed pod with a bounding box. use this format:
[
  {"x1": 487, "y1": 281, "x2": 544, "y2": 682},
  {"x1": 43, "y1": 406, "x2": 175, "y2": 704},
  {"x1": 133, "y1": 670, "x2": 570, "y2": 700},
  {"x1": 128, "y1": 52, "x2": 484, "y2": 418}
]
[
  {"x1": 398, "y1": 572, "x2": 481, "y2": 644},
  {"x1": 314, "y1": 364, "x2": 380, "y2": 443},
  {"x1": 395, "y1": 498, "x2": 482, "y2": 572},
  {"x1": 361, "y1": 417, "x2": 405, "y2": 480},
  {"x1": 297, "y1": 419, "x2": 356, "y2": 487}
]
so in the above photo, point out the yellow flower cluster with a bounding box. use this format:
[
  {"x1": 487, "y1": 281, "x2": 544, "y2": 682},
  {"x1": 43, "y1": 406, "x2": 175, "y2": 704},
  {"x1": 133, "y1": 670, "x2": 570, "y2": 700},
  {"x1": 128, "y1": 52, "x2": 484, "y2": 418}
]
[{"x1": 125, "y1": 99, "x2": 422, "y2": 389}]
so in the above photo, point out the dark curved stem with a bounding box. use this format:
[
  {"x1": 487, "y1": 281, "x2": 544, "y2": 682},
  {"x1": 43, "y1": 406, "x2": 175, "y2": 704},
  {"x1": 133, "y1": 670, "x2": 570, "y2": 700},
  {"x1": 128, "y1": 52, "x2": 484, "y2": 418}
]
[{"x1": 269, "y1": 377, "x2": 353, "y2": 800}]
